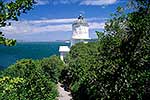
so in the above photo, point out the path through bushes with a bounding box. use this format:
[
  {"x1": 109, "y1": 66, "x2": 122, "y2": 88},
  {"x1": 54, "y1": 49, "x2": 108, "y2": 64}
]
[{"x1": 57, "y1": 82, "x2": 72, "y2": 100}]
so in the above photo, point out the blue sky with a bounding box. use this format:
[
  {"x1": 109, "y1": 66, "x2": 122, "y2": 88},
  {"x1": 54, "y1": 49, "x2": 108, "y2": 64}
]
[{"x1": 1, "y1": 0, "x2": 128, "y2": 42}]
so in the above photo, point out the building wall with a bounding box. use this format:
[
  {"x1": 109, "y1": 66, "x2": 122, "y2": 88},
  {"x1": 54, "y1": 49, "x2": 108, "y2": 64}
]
[
  {"x1": 72, "y1": 26, "x2": 89, "y2": 39},
  {"x1": 60, "y1": 52, "x2": 68, "y2": 61},
  {"x1": 71, "y1": 39, "x2": 89, "y2": 46}
]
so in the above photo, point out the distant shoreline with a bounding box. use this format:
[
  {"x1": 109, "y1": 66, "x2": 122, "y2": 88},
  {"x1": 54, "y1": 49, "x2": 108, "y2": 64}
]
[
  {"x1": 16, "y1": 38, "x2": 98, "y2": 43},
  {"x1": 17, "y1": 41, "x2": 70, "y2": 43}
]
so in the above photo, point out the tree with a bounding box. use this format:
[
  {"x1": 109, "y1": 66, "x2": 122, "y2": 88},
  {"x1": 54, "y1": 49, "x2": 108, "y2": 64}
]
[
  {"x1": 40, "y1": 55, "x2": 65, "y2": 83},
  {"x1": 60, "y1": 42, "x2": 99, "y2": 99},
  {"x1": 0, "y1": 0, "x2": 35, "y2": 46},
  {"x1": 62, "y1": 0, "x2": 150, "y2": 99},
  {"x1": 1, "y1": 58, "x2": 59, "y2": 100}
]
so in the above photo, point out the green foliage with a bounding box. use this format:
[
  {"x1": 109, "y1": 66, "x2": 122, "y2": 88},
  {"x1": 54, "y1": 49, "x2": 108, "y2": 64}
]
[
  {"x1": 0, "y1": 0, "x2": 35, "y2": 46},
  {"x1": 0, "y1": 33, "x2": 16, "y2": 46},
  {"x1": 2, "y1": 59, "x2": 36, "y2": 78},
  {"x1": 61, "y1": 42, "x2": 99, "y2": 99},
  {"x1": 0, "y1": 76, "x2": 26, "y2": 100},
  {"x1": 62, "y1": 0, "x2": 150, "y2": 100},
  {"x1": 40, "y1": 55, "x2": 64, "y2": 83},
  {"x1": 0, "y1": 56, "x2": 64, "y2": 100}
]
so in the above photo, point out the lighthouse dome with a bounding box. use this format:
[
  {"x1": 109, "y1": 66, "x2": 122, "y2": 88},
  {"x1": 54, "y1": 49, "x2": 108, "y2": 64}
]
[{"x1": 72, "y1": 15, "x2": 89, "y2": 27}]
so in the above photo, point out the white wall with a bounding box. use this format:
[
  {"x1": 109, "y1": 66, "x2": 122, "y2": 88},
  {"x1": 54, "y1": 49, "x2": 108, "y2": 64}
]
[{"x1": 72, "y1": 26, "x2": 89, "y2": 39}]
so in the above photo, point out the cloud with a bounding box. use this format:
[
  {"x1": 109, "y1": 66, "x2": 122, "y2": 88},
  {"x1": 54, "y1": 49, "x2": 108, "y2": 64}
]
[
  {"x1": 89, "y1": 22, "x2": 105, "y2": 29},
  {"x1": 28, "y1": 17, "x2": 107, "y2": 24},
  {"x1": 1, "y1": 18, "x2": 106, "y2": 35},
  {"x1": 51, "y1": 0, "x2": 80, "y2": 5},
  {"x1": 80, "y1": 0, "x2": 117, "y2": 6},
  {"x1": 35, "y1": 0, "x2": 49, "y2": 5},
  {"x1": 28, "y1": 18, "x2": 76, "y2": 24},
  {"x1": 43, "y1": 0, "x2": 117, "y2": 6},
  {"x1": 32, "y1": 24, "x2": 72, "y2": 33}
]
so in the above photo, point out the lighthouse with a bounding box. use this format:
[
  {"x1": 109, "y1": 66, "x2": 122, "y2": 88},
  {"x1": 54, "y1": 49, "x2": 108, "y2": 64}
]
[
  {"x1": 59, "y1": 15, "x2": 90, "y2": 61},
  {"x1": 71, "y1": 14, "x2": 90, "y2": 46}
]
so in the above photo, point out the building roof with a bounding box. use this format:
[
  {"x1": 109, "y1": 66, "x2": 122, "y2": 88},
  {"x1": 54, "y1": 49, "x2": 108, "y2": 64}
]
[
  {"x1": 59, "y1": 46, "x2": 70, "y2": 52},
  {"x1": 72, "y1": 15, "x2": 89, "y2": 27}
]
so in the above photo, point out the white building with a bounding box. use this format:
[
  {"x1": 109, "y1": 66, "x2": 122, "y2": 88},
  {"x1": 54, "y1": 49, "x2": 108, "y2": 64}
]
[
  {"x1": 71, "y1": 14, "x2": 90, "y2": 46},
  {"x1": 59, "y1": 15, "x2": 90, "y2": 61},
  {"x1": 59, "y1": 46, "x2": 70, "y2": 61}
]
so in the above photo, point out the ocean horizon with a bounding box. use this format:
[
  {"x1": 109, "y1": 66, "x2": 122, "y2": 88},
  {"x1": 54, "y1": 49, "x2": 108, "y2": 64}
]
[{"x1": 0, "y1": 42, "x2": 69, "y2": 69}]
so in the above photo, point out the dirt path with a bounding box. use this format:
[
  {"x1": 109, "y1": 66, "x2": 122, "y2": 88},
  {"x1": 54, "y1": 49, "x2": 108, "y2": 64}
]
[{"x1": 57, "y1": 82, "x2": 72, "y2": 100}]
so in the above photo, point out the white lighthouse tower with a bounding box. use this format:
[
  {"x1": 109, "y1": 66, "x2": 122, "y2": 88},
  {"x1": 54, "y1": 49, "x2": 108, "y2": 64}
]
[
  {"x1": 59, "y1": 15, "x2": 90, "y2": 61},
  {"x1": 71, "y1": 14, "x2": 90, "y2": 46}
]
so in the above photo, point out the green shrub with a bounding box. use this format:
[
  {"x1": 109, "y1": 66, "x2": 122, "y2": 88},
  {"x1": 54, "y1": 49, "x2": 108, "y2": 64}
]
[
  {"x1": 62, "y1": 1, "x2": 150, "y2": 98},
  {"x1": 0, "y1": 58, "x2": 59, "y2": 100},
  {"x1": 2, "y1": 59, "x2": 36, "y2": 78},
  {"x1": 0, "y1": 76, "x2": 25, "y2": 100},
  {"x1": 64, "y1": 35, "x2": 150, "y2": 100},
  {"x1": 40, "y1": 55, "x2": 64, "y2": 83}
]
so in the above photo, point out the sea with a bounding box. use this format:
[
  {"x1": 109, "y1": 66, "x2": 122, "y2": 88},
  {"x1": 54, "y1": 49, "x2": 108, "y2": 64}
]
[{"x1": 0, "y1": 42, "x2": 70, "y2": 69}]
